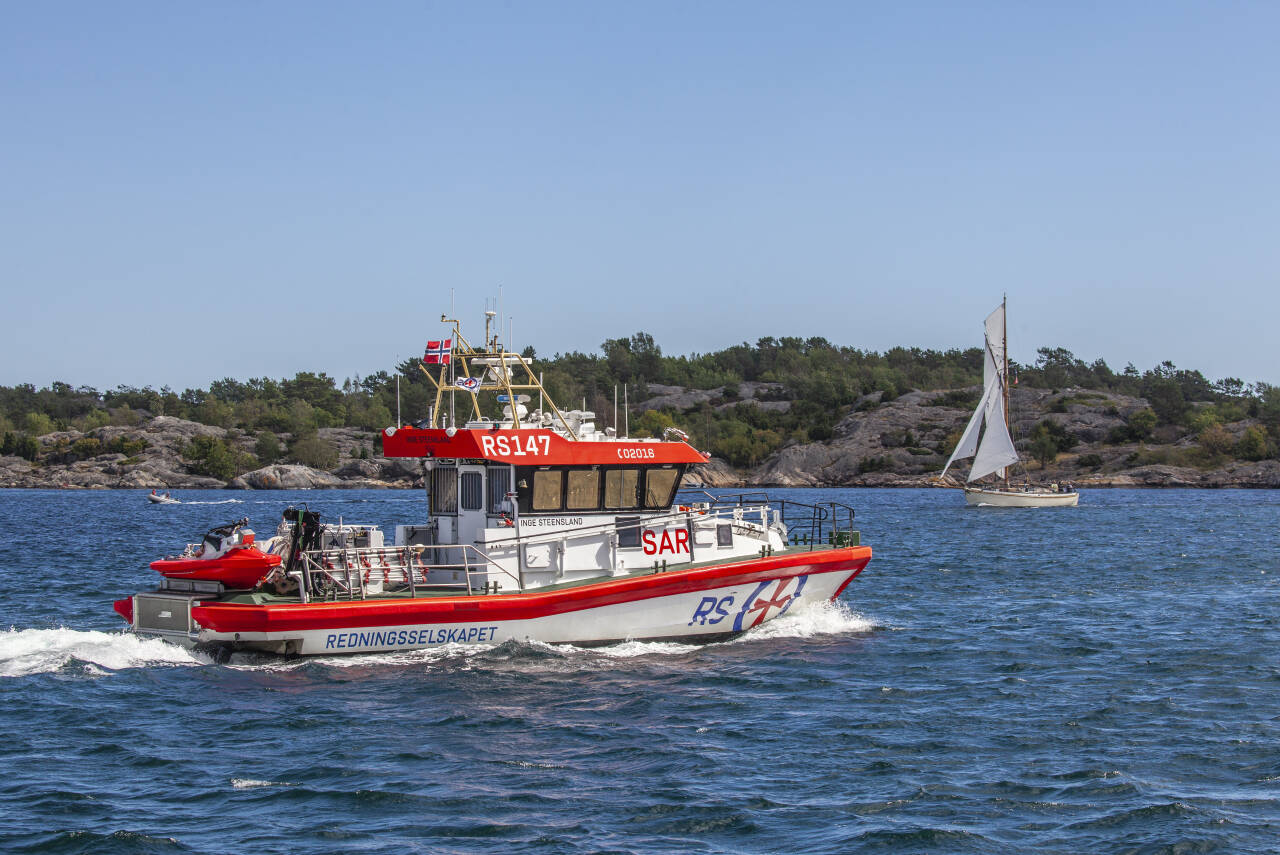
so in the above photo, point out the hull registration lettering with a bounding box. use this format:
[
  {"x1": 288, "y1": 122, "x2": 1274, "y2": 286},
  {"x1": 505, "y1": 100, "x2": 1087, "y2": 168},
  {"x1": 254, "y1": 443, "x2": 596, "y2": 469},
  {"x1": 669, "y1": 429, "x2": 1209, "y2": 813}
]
[{"x1": 325, "y1": 626, "x2": 498, "y2": 650}]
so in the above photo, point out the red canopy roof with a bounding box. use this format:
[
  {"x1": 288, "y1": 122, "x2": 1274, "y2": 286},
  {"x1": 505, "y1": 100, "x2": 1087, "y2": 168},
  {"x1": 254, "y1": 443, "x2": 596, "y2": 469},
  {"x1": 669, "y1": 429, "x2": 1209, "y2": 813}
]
[{"x1": 381, "y1": 427, "x2": 707, "y2": 466}]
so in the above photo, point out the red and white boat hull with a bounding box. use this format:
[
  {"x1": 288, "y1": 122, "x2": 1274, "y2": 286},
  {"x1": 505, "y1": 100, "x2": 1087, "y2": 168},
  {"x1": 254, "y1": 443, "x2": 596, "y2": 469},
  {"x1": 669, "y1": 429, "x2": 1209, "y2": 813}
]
[{"x1": 173, "y1": 547, "x2": 870, "y2": 655}]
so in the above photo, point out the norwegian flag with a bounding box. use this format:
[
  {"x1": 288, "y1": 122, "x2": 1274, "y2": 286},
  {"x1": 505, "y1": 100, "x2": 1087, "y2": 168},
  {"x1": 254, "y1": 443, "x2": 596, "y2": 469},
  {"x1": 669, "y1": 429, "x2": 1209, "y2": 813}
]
[{"x1": 423, "y1": 339, "x2": 452, "y2": 365}]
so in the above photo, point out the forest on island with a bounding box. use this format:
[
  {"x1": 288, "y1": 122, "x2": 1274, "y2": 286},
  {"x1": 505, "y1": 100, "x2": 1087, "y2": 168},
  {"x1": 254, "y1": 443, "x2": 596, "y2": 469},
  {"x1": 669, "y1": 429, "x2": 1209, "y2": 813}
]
[{"x1": 2, "y1": 333, "x2": 1278, "y2": 477}]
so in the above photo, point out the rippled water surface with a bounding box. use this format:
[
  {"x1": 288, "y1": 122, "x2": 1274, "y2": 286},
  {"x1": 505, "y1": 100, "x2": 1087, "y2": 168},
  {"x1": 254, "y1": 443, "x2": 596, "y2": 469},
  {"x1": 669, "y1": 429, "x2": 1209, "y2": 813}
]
[{"x1": 2, "y1": 487, "x2": 1279, "y2": 854}]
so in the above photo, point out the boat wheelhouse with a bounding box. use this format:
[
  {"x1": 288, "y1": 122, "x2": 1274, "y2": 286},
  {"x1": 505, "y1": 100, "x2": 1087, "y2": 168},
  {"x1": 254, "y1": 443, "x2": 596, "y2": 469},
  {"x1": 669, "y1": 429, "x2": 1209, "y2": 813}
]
[{"x1": 114, "y1": 312, "x2": 872, "y2": 655}]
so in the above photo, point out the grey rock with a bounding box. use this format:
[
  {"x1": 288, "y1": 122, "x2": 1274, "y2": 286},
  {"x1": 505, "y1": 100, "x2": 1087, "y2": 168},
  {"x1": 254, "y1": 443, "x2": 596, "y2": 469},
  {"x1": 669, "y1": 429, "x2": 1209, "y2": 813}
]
[
  {"x1": 636, "y1": 387, "x2": 720, "y2": 412},
  {"x1": 3, "y1": 390, "x2": 1277, "y2": 491},
  {"x1": 335, "y1": 459, "x2": 382, "y2": 479},
  {"x1": 230, "y1": 465, "x2": 344, "y2": 490},
  {"x1": 682, "y1": 458, "x2": 743, "y2": 488}
]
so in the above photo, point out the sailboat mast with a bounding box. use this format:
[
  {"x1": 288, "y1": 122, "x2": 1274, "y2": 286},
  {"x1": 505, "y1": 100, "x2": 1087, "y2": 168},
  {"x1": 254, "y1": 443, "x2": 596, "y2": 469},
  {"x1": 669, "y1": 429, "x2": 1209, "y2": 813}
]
[{"x1": 1002, "y1": 293, "x2": 1010, "y2": 488}]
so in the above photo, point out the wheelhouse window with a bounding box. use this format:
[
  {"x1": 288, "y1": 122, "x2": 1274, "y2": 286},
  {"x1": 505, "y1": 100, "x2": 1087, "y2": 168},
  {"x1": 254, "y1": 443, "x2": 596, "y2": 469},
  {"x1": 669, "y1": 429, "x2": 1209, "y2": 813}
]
[
  {"x1": 515, "y1": 465, "x2": 686, "y2": 514},
  {"x1": 487, "y1": 466, "x2": 512, "y2": 514},
  {"x1": 460, "y1": 471, "x2": 483, "y2": 511},
  {"x1": 616, "y1": 516, "x2": 641, "y2": 548},
  {"x1": 430, "y1": 467, "x2": 457, "y2": 514},
  {"x1": 643, "y1": 468, "x2": 680, "y2": 509},
  {"x1": 604, "y1": 469, "x2": 639, "y2": 509},
  {"x1": 531, "y1": 469, "x2": 563, "y2": 511},
  {"x1": 566, "y1": 469, "x2": 600, "y2": 510}
]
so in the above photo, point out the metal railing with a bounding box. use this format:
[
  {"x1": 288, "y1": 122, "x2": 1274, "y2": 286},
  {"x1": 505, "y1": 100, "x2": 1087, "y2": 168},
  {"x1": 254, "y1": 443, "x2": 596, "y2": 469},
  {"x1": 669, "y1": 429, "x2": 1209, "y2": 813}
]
[
  {"x1": 676, "y1": 490, "x2": 859, "y2": 551},
  {"x1": 476, "y1": 491, "x2": 858, "y2": 556},
  {"x1": 288, "y1": 543, "x2": 520, "y2": 603},
  {"x1": 479, "y1": 501, "x2": 772, "y2": 552}
]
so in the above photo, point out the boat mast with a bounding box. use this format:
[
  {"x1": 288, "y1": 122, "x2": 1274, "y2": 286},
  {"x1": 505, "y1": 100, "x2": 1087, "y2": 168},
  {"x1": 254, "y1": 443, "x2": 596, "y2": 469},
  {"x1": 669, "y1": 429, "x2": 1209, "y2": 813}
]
[{"x1": 1002, "y1": 293, "x2": 1010, "y2": 489}]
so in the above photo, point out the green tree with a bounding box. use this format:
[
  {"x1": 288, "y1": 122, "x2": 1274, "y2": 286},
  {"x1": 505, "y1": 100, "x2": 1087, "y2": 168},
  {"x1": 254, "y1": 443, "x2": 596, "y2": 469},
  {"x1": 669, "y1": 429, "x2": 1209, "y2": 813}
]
[
  {"x1": 11, "y1": 434, "x2": 40, "y2": 461},
  {"x1": 1236, "y1": 426, "x2": 1270, "y2": 461},
  {"x1": 105, "y1": 436, "x2": 148, "y2": 456},
  {"x1": 1128, "y1": 408, "x2": 1158, "y2": 440},
  {"x1": 22, "y1": 412, "x2": 56, "y2": 436},
  {"x1": 1197, "y1": 424, "x2": 1234, "y2": 458},
  {"x1": 194, "y1": 398, "x2": 235, "y2": 428},
  {"x1": 77, "y1": 409, "x2": 112, "y2": 431},
  {"x1": 1258, "y1": 383, "x2": 1280, "y2": 430},
  {"x1": 1188, "y1": 410, "x2": 1221, "y2": 435},
  {"x1": 1142, "y1": 362, "x2": 1194, "y2": 425},
  {"x1": 185, "y1": 436, "x2": 255, "y2": 480},
  {"x1": 1030, "y1": 432, "x2": 1059, "y2": 468},
  {"x1": 1035, "y1": 347, "x2": 1088, "y2": 388},
  {"x1": 71, "y1": 437, "x2": 102, "y2": 459},
  {"x1": 1030, "y1": 419, "x2": 1077, "y2": 468},
  {"x1": 255, "y1": 431, "x2": 282, "y2": 464},
  {"x1": 631, "y1": 409, "x2": 677, "y2": 439},
  {"x1": 289, "y1": 435, "x2": 338, "y2": 470},
  {"x1": 349, "y1": 399, "x2": 393, "y2": 431}
]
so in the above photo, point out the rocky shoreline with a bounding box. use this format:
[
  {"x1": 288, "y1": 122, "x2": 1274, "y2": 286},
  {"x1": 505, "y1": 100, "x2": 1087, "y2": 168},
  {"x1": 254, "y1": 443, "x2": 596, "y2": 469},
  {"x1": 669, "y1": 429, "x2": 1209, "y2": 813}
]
[
  {"x1": 691, "y1": 387, "x2": 1280, "y2": 489},
  {"x1": 3, "y1": 386, "x2": 1278, "y2": 490}
]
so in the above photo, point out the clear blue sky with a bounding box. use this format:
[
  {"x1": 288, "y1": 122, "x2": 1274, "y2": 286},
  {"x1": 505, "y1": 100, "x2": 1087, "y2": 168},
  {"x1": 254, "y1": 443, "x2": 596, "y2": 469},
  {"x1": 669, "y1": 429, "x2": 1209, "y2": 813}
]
[{"x1": 3, "y1": 1, "x2": 1276, "y2": 391}]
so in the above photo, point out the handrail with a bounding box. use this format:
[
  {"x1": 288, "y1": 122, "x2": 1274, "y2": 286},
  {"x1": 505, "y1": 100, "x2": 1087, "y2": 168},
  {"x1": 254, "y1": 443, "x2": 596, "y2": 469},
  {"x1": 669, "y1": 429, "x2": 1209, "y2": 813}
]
[
  {"x1": 481, "y1": 493, "x2": 855, "y2": 554},
  {"x1": 477, "y1": 503, "x2": 756, "y2": 549},
  {"x1": 414, "y1": 543, "x2": 521, "y2": 588},
  {"x1": 676, "y1": 490, "x2": 858, "y2": 551},
  {"x1": 292, "y1": 542, "x2": 521, "y2": 600}
]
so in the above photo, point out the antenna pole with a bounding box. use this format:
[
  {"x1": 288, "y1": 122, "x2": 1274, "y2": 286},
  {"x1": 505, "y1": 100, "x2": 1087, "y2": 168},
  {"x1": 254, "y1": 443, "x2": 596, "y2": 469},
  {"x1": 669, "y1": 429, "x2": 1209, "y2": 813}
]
[{"x1": 449, "y1": 318, "x2": 456, "y2": 428}]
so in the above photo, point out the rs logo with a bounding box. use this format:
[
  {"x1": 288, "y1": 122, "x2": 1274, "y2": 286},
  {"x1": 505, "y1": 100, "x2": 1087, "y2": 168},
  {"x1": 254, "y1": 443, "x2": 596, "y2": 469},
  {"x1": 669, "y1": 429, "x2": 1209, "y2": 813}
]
[{"x1": 687, "y1": 575, "x2": 808, "y2": 629}]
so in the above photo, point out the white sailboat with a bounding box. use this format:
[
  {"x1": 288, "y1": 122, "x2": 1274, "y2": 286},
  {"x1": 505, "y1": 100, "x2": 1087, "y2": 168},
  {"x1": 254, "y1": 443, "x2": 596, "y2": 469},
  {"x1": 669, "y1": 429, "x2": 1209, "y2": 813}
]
[{"x1": 940, "y1": 298, "x2": 1079, "y2": 508}]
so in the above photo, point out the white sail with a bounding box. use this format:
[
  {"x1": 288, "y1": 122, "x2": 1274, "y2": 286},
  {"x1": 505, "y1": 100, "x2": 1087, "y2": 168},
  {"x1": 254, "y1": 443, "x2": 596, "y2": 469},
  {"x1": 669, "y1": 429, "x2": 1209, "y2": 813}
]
[
  {"x1": 940, "y1": 375, "x2": 999, "y2": 479},
  {"x1": 983, "y1": 304, "x2": 1006, "y2": 388},
  {"x1": 940, "y1": 300, "x2": 1020, "y2": 483},
  {"x1": 968, "y1": 387, "x2": 1019, "y2": 481}
]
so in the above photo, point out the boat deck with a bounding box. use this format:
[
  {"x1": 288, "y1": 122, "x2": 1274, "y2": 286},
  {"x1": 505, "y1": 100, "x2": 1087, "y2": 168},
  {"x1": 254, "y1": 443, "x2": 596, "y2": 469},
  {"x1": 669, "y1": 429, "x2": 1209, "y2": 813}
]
[{"x1": 209, "y1": 541, "x2": 852, "y2": 607}]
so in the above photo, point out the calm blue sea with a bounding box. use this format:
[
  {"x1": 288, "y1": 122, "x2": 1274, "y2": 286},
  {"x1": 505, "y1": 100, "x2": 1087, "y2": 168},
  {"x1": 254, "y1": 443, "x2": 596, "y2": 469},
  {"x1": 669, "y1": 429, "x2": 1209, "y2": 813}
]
[{"x1": 1, "y1": 487, "x2": 1278, "y2": 854}]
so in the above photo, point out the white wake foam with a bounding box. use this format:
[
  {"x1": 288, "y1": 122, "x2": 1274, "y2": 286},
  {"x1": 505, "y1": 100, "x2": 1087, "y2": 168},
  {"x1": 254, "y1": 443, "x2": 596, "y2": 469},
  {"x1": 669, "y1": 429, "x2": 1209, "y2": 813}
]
[
  {"x1": 737, "y1": 599, "x2": 876, "y2": 641},
  {"x1": 0, "y1": 628, "x2": 208, "y2": 678},
  {"x1": 229, "y1": 642, "x2": 480, "y2": 672},
  {"x1": 230, "y1": 778, "x2": 294, "y2": 789},
  {"x1": 590, "y1": 639, "x2": 702, "y2": 658},
  {"x1": 181, "y1": 499, "x2": 243, "y2": 505}
]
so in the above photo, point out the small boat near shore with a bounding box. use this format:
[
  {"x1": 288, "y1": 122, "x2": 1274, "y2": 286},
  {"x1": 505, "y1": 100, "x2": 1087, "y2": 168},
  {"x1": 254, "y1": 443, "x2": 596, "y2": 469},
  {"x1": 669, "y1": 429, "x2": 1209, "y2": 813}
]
[
  {"x1": 938, "y1": 298, "x2": 1079, "y2": 508},
  {"x1": 113, "y1": 312, "x2": 872, "y2": 655},
  {"x1": 147, "y1": 490, "x2": 179, "y2": 504}
]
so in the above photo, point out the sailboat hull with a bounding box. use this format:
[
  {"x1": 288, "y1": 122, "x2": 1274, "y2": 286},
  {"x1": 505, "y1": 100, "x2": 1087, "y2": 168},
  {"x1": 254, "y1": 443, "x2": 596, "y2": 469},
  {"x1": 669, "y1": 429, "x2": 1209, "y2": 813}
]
[{"x1": 964, "y1": 487, "x2": 1079, "y2": 508}]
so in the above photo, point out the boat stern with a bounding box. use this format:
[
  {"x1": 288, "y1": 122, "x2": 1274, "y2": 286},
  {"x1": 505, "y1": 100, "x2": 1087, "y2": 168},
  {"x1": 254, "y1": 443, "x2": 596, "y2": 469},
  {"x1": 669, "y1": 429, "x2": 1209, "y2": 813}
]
[{"x1": 116, "y1": 592, "x2": 206, "y2": 647}]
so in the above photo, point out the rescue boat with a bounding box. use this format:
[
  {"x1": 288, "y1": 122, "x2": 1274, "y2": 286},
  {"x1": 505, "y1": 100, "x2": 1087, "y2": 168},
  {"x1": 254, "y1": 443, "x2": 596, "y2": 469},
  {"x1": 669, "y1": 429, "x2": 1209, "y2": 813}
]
[{"x1": 113, "y1": 312, "x2": 872, "y2": 655}]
